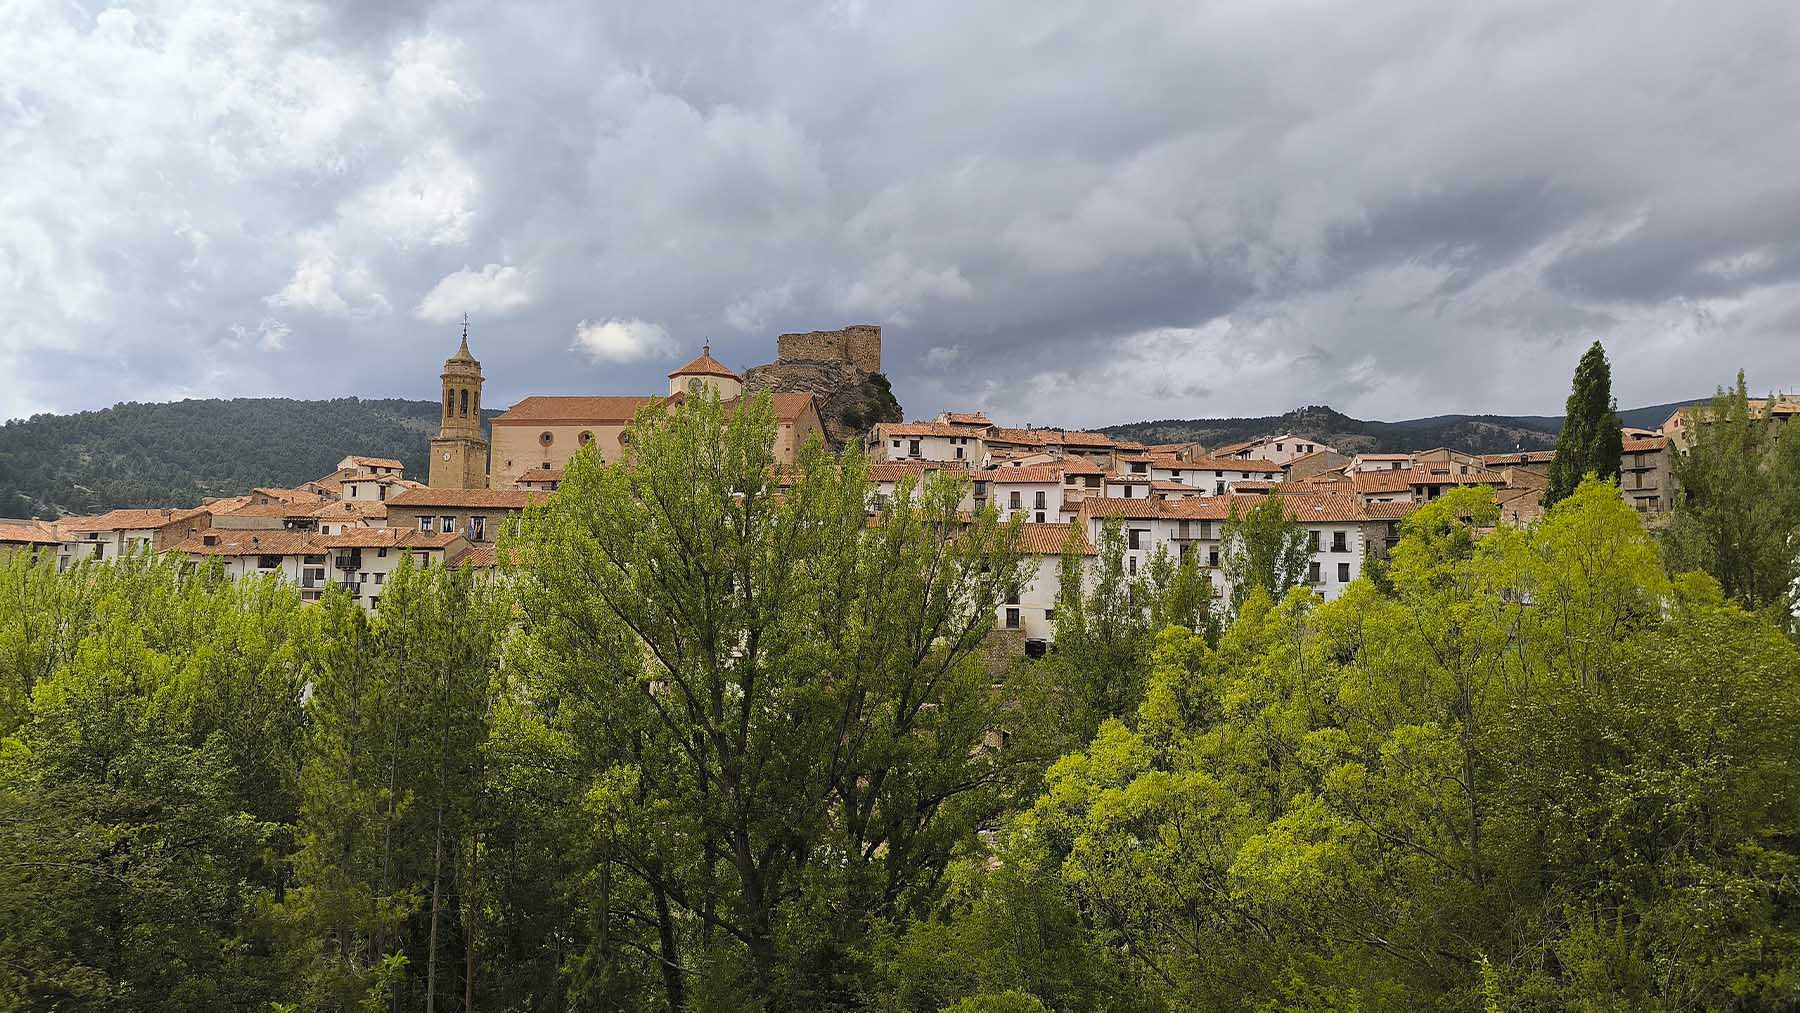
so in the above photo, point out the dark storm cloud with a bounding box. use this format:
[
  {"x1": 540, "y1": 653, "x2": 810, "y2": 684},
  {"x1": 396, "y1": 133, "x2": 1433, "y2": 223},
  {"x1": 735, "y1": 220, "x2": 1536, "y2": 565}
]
[{"x1": 4, "y1": 0, "x2": 1799, "y2": 428}]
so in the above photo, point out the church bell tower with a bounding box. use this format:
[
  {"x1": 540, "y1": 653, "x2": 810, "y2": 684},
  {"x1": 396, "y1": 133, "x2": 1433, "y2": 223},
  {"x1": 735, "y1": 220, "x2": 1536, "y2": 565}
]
[{"x1": 428, "y1": 318, "x2": 490, "y2": 489}]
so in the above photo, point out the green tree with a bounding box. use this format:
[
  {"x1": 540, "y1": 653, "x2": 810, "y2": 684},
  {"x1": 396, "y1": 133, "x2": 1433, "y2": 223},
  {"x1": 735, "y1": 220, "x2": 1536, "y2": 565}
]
[
  {"x1": 1544, "y1": 340, "x2": 1624, "y2": 506},
  {"x1": 509, "y1": 390, "x2": 1034, "y2": 1008},
  {"x1": 1661, "y1": 371, "x2": 1800, "y2": 621},
  {"x1": 1218, "y1": 493, "x2": 1311, "y2": 609}
]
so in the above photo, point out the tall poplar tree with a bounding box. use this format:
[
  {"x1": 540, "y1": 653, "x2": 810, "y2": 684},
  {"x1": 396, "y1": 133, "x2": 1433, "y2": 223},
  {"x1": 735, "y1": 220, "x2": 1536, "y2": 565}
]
[{"x1": 1544, "y1": 340, "x2": 1624, "y2": 506}]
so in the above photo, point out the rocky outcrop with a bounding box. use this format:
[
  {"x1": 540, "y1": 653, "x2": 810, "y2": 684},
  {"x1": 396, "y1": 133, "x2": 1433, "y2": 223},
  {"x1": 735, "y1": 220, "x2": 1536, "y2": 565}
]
[{"x1": 741, "y1": 359, "x2": 902, "y2": 451}]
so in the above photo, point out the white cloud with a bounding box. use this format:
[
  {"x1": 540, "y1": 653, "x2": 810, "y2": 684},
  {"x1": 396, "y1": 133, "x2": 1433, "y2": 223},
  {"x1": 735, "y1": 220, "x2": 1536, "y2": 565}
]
[
  {"x1": 267, "y1": 232, "x2": 391, "y2": 317},
  {"x1": 416, "y1": 264, "x2": 534, "y2": 322},
  {"x1": 571, "y1": 318, "x2": 675, "y2": 364},
  {"x1": 342, "y1": 142, "x2": 479, "y2": 248}
]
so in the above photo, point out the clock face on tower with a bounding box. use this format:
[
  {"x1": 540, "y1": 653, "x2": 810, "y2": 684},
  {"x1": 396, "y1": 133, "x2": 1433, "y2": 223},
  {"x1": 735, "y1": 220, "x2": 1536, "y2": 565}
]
[{"x1": 442, "y1": 451, "x2": 451, "y2": 461}]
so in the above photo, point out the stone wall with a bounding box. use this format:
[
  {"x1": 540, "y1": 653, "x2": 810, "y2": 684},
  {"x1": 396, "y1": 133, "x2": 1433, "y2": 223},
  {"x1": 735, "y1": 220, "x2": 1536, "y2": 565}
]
[{"x1": 776, "y1": 324, "x2": 882, "y2": 374}]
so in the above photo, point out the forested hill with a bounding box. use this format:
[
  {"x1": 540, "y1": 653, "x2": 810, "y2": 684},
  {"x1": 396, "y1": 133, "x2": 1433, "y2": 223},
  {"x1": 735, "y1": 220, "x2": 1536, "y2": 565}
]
[
  {"x1": 0, "y1": 398, "x2": 496, "y2": 518},
  {"x1": 1099, "y1": 400, "x2": 1701, "y2": 455}
]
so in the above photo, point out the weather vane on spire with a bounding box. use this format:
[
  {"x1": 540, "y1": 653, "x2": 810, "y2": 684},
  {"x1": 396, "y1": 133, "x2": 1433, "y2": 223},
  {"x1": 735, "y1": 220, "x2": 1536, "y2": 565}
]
[{"x1": 462, "y1": 312, "x2": 470, "y2": 341}]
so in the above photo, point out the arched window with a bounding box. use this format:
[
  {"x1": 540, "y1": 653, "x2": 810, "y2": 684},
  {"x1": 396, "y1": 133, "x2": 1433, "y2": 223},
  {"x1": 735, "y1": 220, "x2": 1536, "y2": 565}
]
[
  {"x1": 539, "y1": 431, "x2": 554, "y2": 447},
  {"x1": 445, "y1": 391, "x2": 453, "y2": 418},
  {"x1": 578, "y1": 431, "x2": 594, "y2": 447},
  {"x1": 460, "y1": 389, "x2": 469, "y2": 417}
]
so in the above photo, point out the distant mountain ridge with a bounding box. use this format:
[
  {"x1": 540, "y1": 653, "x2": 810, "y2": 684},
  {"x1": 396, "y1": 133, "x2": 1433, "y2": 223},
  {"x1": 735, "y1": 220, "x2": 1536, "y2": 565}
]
[
  {"x1": 0, "y1": 398, "x2": 499, "y2": 519},
  {"x1": 1098, "y1": 400, "x2": 1703, "y2": 456}
]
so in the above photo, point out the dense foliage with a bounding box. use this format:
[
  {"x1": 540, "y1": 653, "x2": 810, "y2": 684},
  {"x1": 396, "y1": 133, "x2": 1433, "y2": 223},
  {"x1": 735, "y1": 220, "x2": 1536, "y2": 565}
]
[
  {"x1": 1544, "y1": 341, "x2": 1624, "y2": 506},
  {"x1": 2, "y1": 392, "x2": 1796, "y2": 1012},
  {"x1": 0, "y1": 397, "x2": 476, "y2": 517},
  {"x1": 1663, "y1": 372, "x2": 1800, "y2": 625}
]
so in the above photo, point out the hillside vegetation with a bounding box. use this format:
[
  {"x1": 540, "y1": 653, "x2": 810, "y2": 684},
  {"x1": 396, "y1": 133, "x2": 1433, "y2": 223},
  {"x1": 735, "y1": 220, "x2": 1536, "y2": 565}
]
[
  {"x1": 0, "y1": 398, "x2": 490, "y2": 518},
  {"x1": 1101, "y1": 400, "x2": 1699, "y2": 454}
]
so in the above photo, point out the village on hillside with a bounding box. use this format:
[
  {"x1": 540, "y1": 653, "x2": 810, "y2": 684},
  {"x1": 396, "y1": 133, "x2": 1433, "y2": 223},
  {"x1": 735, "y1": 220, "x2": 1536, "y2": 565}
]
[{"x1": 0, "y1": 322, "x2": 1784, "y2": 657}]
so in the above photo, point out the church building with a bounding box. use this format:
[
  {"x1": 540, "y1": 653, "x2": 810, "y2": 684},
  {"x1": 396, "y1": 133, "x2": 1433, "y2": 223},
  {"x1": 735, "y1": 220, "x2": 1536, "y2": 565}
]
[
  {"x1": 428, "y1": 324, "x2": 490, "y2": 490},
  {"x1": 426, "y1": 332, "x2": 826, "y2": 491}
]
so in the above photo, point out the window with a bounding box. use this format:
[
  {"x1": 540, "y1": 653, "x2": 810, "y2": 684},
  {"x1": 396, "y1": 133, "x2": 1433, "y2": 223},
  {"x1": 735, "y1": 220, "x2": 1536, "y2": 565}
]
[
  {"x1": 1009, "y1": 491, "x2": 1021, "y2": 509},
  {"x1": 1005, "y1": 607, "x2": 1021, "y2": 629},
  {"x1": 258, "y1": 555, "x2": 281, "y2": 569},
  {"x1": 445, "y1": 391, "x2": 454, "y2": 417},
  {"x1": 955, "y1": 446, "x2": 964, "y2": 459},
  {"x1": 1034, "y1": 511, "x2": 1045, "y2": 523},
  {"x1": 1130, "y1": 462, "x2": 1147, "y2": 474},
  {"x1": 470, "y1": 516, "x2": 486, "y2": 541},
  {"x1": 909, "y1": 439, "x2": 921, "y2": 457},
  {"x1": 460, "y1": 388, "x2": 469, "y2": 417},
  {"x1": 1275, "y1": 443, "x2": 1284, "y2": 452},
  {"x1": 1308, "y1": 561, "x2": 1321, "y2": 584},
  {"x1": 1044, "y1": 608, "x2": 1055, "y2": 621},
  {"x1": 374, "y1": 572, "x2": 384, "y2": 585},
  {"x1": 1331, "y1": 531, "x2": 1347, "y2": 552},
  {"x1": 540, "y1": 431, "x2": 554, "y2": 446},
  {"x1": 1215, "y1": 481, "x2": 1225, "y2": 495},
  {"x1": 1337, "y1": 561, "x2": 1351, "y2": 582},
  {"x1": 1308, "y1": 530, "x2": 1321, "y2": 551},
  {"x1": 378, "y1": 547, "x2": 388, "y2": 558},
  {"x1": 419, "y1": 517, "x2": 434, "y2": 533},
  {"x1": 1034, "y1": 490, "x2": 1046, "y2": 509},
  {"x1": 1128, "y1": 556, "x2": 1138, "y2": 575},
  {"x1": 440, "y1": 515, "x2": 456, "y2": 533},
  {"x1": 892, "y1": 440, "x2": 901, "y2": 449},
  {"x1": 1208, "y1": 547, "x2": 1220, "y2": 567},
  {"x1": 579, "y1": 430, "x2": 594, "y2": 446},
  {"x1": 415, "y1": 551, "x2": 430, "y2": 564}
]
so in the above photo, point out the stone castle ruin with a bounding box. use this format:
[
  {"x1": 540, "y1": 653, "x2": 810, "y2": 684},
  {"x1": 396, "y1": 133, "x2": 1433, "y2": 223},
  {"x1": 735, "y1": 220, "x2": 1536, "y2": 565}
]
[
  {"x1": 774, "y1": 324, "x2": 882, "y2": 375},
  {"x1": 745, "y1": 324, "x2": 898, "y2": 450}
]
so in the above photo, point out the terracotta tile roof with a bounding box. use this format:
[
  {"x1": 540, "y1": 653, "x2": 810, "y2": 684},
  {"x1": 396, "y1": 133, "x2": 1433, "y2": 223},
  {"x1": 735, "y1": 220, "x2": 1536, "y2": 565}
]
[
  {"x1": 1059, "y1": 430, "x2": 1117, "y2": 448},
  {"x1": 868, "y1": 460, "x2": 966, "y2": 482},
  {"x1": 1210, "y1": 439, "x2": 1259, "y2": 457},
  {"x1": 307, "y1": 500, "x2": 389, "y2": 519},
  {"x1": 1054, "y1": 457, "x2": 1108, "y2": 475},
  {"x1": 343, "y1": 456, "x2": 404, "y2": 469},
  {"x1": 725, "y1": 392, "x2": 817, "y2": 423},
  {"x1": 494, "y1": 395, "x2": 667, "y2": 424},
  {"x1": 663, "y1": 390, "x2": 820, "y2": 424},
  {"x1": 60, "y1": 507, "x2": 210, "y2": 532},
  {"x1": 875, "y1": 422, "x2": 988, "y2": 439},
  {"x1": 1151, "y1": 480, "x2": 1196, "y2": 492},
  {"x1": 1478, "y1": 451, "x2": 1555, "y2": 466},
  {"x1": 0, "y1": 520, "x2": 62, "y2": 545},
  {"x1": 940, "y1": 411, "x2": 993, "y2": 426},
  {"x1": 1622, "y1": 436, "x2": 1668, "y2": 453},
  {"x1": 1016, "y1": 522, "x2": 1095, "y2": 555},
  {"x1": 457, "y1": 545, "x2": 498, "y2": 569},
  {"x1": 515, "y1": 466, "x2": 564, "y2": 483},
  {"x1": 387, "y1": 488, "x2": 547, "y2": 509},
  {"x1": 976, "y1": 465, "x2": 1065, "y2": 484},
  {"x1": 987, "y1": 427, "x2": 1062, "y2": 446},
  {"x1": 177, "y1": 530, "x2": 323, "y2": 556},
  {"x1": 1354, "y1": 453, "x2": 1414, "y2": 461},
  {"x1": 321, "y1": 528, "x2": 465, "y2": 550},
  {"x1": 668, "y1": 348, "x2": 740, "y2": 380}
]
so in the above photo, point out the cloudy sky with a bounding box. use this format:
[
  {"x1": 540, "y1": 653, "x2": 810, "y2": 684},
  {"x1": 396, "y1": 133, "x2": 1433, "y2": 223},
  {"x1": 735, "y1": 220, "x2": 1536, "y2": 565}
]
[{"x1": 5, "y1": 0, "x2": 1798, "y2": 427}]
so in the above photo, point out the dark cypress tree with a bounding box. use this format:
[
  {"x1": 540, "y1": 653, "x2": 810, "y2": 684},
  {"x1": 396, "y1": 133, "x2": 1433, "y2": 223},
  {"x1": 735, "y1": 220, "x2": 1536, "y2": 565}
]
[{"x1": 1544, "y1": 340, "x2": 1624, "y2": 507}]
